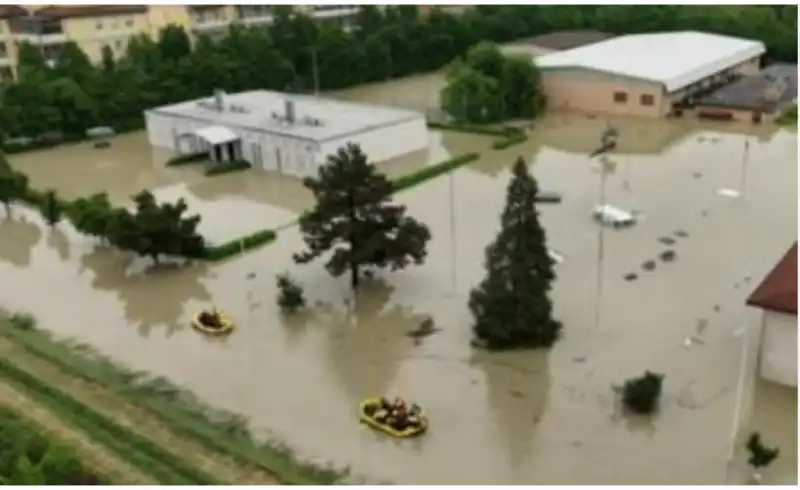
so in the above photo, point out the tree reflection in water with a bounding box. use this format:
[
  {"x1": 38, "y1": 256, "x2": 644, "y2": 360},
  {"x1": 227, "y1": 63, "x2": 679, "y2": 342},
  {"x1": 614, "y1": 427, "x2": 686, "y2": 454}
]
[
  {"x1": 79, "y1": 250, "x2": 212, "y2": 338},
  {"x1": 0, "y1": 208, "x2": 43, "y2": 267}
]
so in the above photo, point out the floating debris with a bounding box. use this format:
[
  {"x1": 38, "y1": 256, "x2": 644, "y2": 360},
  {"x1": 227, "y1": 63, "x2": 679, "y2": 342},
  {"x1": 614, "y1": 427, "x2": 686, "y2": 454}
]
[
  {"x1": 658, "y1": 236, "x2": 677, "y2": 246},
  {"x1": 624, "y1": 272, "x2": 638, "y2": 281},
  {"x1": 660, "y1": 250, "x2": 676, "y2": 262},
  {"x1": 408, "y1": 316, "x2": 439, "y2": 339},
  {"x1": 717, "y1": 188, "x2": 740, "y2": 198},
  {"x1": 692, "y1": 172, "x2": 703, "y2": 179},
  {"x1": 674, "y1": 230, "x2": 689, "y2": 238},
  {"x1": 701, "y1": 209, "x2": 708, "y2": 217},
  {"x1": 641, "y1": 260, "x2": 657, "y2": 272}
]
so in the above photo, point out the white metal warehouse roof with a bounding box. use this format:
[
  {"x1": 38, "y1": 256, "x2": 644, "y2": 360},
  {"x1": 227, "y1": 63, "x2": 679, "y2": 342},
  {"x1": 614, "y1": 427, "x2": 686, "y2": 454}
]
[{"x1": 536, "y1": 31, "x2": 766, "y2": 92}]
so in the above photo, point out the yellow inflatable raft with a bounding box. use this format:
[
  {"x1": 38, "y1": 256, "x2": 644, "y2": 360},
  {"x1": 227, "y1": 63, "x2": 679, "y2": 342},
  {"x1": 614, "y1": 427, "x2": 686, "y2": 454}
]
[
  {"x1": 191, "y1": 309, "x2": 235, "y2": 335},
  {"x1": 359, "y1": 397, "x2": 428, "y2": 438}
]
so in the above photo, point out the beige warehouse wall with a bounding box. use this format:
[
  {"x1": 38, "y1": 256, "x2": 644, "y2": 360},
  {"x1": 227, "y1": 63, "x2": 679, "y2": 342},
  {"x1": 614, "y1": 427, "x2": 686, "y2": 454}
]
[
  {"x1": 63, "y1": 13, "x2": 152, "y2": 62},
  {"x1": 542, "y1": 69, "x2": 666, "y2": 118}
]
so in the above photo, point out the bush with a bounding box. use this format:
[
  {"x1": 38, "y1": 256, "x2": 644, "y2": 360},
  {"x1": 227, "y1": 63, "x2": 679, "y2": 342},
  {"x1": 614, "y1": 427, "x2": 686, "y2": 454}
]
[
  {"x1": 777, "y1": 104, "x2": 797, "y2": 126},
  {"x1": 204, "y1": 159, "x2": 252, "y2": 176},
  {"x1": 392, "y1": 152, "x2": 480, "y2": 192},
  {"x1": 621, "y1": 371, "x2": 664, "y2": 415},
  {"x1": 201, "y1": 229, "x2": 277, "y2": 261},
  {"x1": 276, "y1": 273, "x2": 306, "y2": 314},
  {"x1": 165, "y1": 152, "x2": 209, "y2": 167}
]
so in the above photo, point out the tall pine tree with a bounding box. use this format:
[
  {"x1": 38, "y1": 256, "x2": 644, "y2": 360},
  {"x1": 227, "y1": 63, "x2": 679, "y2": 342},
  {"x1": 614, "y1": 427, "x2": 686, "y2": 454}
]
[
  {"x1": 294, "y1": 143, "x2": 431, "y2": 289},
  {"x1": 469, "y1": 156, "x2": 561, "y2": 350}
]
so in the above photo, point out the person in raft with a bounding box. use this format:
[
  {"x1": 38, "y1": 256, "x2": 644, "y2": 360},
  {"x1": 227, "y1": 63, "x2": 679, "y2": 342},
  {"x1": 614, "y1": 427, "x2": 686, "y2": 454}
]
[
  {"x1": 374, "y1": 397, "x2": 421, "y2": 431},
  {"x1": 198, "y1": 306, "x2": 222, "y2": 328}
]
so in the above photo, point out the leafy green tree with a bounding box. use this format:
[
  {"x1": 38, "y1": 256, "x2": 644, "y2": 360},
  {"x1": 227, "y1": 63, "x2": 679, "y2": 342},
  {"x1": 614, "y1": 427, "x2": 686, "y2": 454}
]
[
  {"x1": 38, "y1": 190, "x2": 63, "y2": 227},
  {"x1": 441, "y1": 41, "x2": 545, "y2": 123},
  {"x1": 746, "y1": 432, "x2": 779, "y2": 482},
  {"x1": 66, "y1": 192, "x2": 114, "y2": 241},
  {"x1": 157, "y1": 24, "x2": 192, "y2": 62},
  {"x1": 107, "y1": 190, "x2": 205, "y2": 265},
  {"x1": 469, "y1": 157, "x2": 561, "y2": 350},
  {"x1": 0, "y1": 171, "x2": 29, "y2": 217},
  {"x1": 0, "y1": 150, "x2": 10, "y2": 175},
  {"x1": 294, "y1": 143, "x2": 431, "y2": 289}
]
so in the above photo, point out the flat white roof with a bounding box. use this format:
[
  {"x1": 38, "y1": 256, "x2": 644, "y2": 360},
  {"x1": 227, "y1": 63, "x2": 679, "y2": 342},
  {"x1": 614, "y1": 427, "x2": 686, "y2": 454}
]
[
  {"x1": 147, "y1": 90, "x2": 423, "y2": 143},
  {"x1": 536, "y1": 31, "x2": 766, "y2": 92},
  {"x1": 194, "y1": 126, "x2": 240, "y2": 145}
]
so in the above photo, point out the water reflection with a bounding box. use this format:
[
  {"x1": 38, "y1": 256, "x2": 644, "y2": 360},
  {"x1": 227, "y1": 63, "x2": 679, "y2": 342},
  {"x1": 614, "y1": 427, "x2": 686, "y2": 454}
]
[
  {"x1": 79, "y1": 250, "x2": 212, "y2": 337},
  {"x1": 46, "y1": 225, "x2": 71, "y2": 262},
  {"x1": 473, "y1": 350, "x2": 551, "y2": 470},
  {"x1": 0, "y1": 207, "x2": 42, "y2": 267},
  {"x1": 322, "y1": 278, "x2": 426, "y2": 403}
]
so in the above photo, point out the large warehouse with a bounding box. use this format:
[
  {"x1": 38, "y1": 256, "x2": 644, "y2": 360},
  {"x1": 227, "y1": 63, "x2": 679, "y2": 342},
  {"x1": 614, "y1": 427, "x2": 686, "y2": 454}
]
[
  {"x1": 536, "y1": 31, "x2": 766, "y2": 118},
  {"x1": 144, "y1": 90, "x2": 428, "y2": 177}
]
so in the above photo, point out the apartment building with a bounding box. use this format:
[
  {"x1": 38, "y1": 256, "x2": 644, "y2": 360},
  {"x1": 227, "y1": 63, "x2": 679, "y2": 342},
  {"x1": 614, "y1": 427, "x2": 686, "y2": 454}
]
[{"x1": 0, "y1": 5, "x2": 383, "y2": 80}]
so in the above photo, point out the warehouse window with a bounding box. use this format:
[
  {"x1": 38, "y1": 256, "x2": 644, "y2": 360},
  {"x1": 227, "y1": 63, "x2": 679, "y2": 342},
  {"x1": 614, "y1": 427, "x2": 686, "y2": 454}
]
[
  {"x1": 640, "y1": 94, "x2": 654, "y2": 106},
  {"x1": 613, "y1": 91, "x2": 627, "y2": 103}
]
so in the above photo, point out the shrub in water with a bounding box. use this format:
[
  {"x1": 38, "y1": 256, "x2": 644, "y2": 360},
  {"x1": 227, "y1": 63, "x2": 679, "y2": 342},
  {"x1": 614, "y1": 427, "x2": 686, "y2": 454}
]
[
  {"x1": 621, "y1": 370, "x2": 664, "y2": 414},
  {"x1": 276, "y1": 273, "x2": 306, "y2": 314},
  {"x1": 746, "y1": 431, "x2": 779, "y2": 482}
]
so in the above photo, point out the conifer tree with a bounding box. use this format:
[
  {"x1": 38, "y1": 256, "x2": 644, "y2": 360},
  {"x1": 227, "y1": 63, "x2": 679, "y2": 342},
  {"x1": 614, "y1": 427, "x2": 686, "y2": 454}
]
[
  {"x1": 294, "y1": 143, "x2": 431, "y2": 289},
  {"x1": 469, "y1": 156, "x2": 561, "y2": 349}
]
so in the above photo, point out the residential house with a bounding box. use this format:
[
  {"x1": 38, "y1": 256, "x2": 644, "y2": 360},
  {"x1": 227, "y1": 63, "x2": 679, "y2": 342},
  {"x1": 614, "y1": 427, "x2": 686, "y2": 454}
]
[{"x1": 746, "y1": 242, "x2": 797, "y2": 387}]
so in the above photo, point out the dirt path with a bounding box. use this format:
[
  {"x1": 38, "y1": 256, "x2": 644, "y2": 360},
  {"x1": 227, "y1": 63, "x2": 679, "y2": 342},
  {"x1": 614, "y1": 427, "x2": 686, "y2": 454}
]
[
  {"x1": 0, "y1": 337, "x2": 278, "y2": 485},
  {"x1": 0, "y1": 379, "x2": 156, "y2": 485}
]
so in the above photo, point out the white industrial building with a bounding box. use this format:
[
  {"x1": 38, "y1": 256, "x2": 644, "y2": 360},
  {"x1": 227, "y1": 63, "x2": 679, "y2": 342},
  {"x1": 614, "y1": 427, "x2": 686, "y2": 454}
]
[{"x1": 144, "y1": 90, "x2": 428, "y2": 177}]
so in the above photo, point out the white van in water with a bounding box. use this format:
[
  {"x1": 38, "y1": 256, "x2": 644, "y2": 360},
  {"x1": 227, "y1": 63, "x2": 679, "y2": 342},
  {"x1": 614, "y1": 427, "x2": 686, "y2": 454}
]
[{"x1": 592, "y1": 204, "x2": 636, "y2": 228}]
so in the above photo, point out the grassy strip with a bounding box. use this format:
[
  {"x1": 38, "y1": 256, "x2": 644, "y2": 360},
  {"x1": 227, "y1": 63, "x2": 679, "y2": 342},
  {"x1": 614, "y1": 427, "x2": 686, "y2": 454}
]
[
  {"x1": 166, "y1": 152, "x2": 209, "y2": 167},
  {"x1": 0, "y1": 353, "x2": 220, "y2": 485},
  {"x1": 204, "y1": 159, "x2": 252, "y2": 176},
  {"x1": 0, "y1": 317, "x2": 346, "y2": 485},
  {"x1": 0, "y1": 405, "x2": 108, "y2": 485},
  {"x1": 392, "y1": 152, "x2": 480, "y2": 192}
]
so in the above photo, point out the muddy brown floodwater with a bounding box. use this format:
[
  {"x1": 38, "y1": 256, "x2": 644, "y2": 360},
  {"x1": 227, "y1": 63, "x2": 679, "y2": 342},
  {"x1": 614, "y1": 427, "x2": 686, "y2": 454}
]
[{"x1": 1, "y1": 73, "x2": 797, "y2": 484}]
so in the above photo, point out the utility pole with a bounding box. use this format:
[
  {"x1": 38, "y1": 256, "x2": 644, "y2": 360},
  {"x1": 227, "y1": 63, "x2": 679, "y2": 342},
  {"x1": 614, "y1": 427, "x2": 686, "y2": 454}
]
[{"x1": 309, "y1": 46, "x2": 319, "y2": 97}]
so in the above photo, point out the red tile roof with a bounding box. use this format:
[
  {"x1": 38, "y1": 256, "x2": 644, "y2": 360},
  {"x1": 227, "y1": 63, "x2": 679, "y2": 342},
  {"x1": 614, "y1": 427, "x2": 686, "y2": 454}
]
[
  {"x1": 35, "y1": 5, "x2": 147, "y2": 20},
  {"x1": 0, "y1": 5, "x2": 27, "y2": 19},
  {"x1": 746, "y1": 242, "x2": 797, "y2": 315}
]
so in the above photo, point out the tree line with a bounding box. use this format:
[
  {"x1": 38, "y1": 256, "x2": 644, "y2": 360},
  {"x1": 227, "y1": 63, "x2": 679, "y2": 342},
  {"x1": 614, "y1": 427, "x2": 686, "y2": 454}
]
[{"x1": 0, "y1": 5, "x2": 795, "y2": 143}]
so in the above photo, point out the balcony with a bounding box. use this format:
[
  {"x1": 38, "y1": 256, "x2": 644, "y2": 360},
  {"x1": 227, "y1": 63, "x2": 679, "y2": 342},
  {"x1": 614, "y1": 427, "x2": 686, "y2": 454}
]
[
  {"x1": 235, "y1": 6, "x2": 274, "y2": 26},
  {"x1": 310, "y1": 5, "x2": 359, "y2": 19},
  {"x1": 189, "y1": 7, "x2": 231, "y2": 33},
  {"x1": 10, "y1": 17, "x2": 67, "y2": 45}
]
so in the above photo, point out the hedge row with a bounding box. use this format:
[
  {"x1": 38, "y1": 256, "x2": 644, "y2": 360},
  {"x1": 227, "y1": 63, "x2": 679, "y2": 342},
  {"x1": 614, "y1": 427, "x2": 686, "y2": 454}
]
[
  {"x1": 0, "y1": 318, "x2": 346, "y2": 485},
  {"x1": 204, "y1": 159, "x2": 252, "y2": 176},
  {"x1": 165, "y1": 152, "x2": 209, "y2": 167},
  {"x1": 491, "y1": 132, "x2": 528, "y2": 150},
  {"x1": 0, "y1": 357, "x2": 220, "y2": 485},
  {"x1": 392, "y1": 152, "x2": 480, "y2": 192},
  {"x1": 426, "y1": 120, "x2": 518, "y2": 137},
  {"x1": 200, "y1": 228, "x2": 277, "y2": 261}
]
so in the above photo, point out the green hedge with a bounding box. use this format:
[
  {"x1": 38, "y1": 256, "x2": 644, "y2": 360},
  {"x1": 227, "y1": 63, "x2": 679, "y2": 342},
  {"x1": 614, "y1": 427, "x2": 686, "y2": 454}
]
[
  {"x1": 200, "y1": 228, "x2": 277, "y2": 261},
  {"x1": 204, "y1": 159, "x2": 252, "y2": 176},
  {"x1": 392, "y1": 152, "x2": 480, "y2": 192},
  {"x1": 491, "y1": 132, "x2": 528, "y2": 150},
  {"x1": 0, "y1": 358, "x2": 220, "y2": 485},
  {"x1": 165, "y1": 152, "x2": 209, "y2": 167},
  {"x1": 426, "y1": 120, "x2": 517, "y2": 137},
  {"x1": 0, "y1": 318, "x2": 346, "y2": 485}
]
